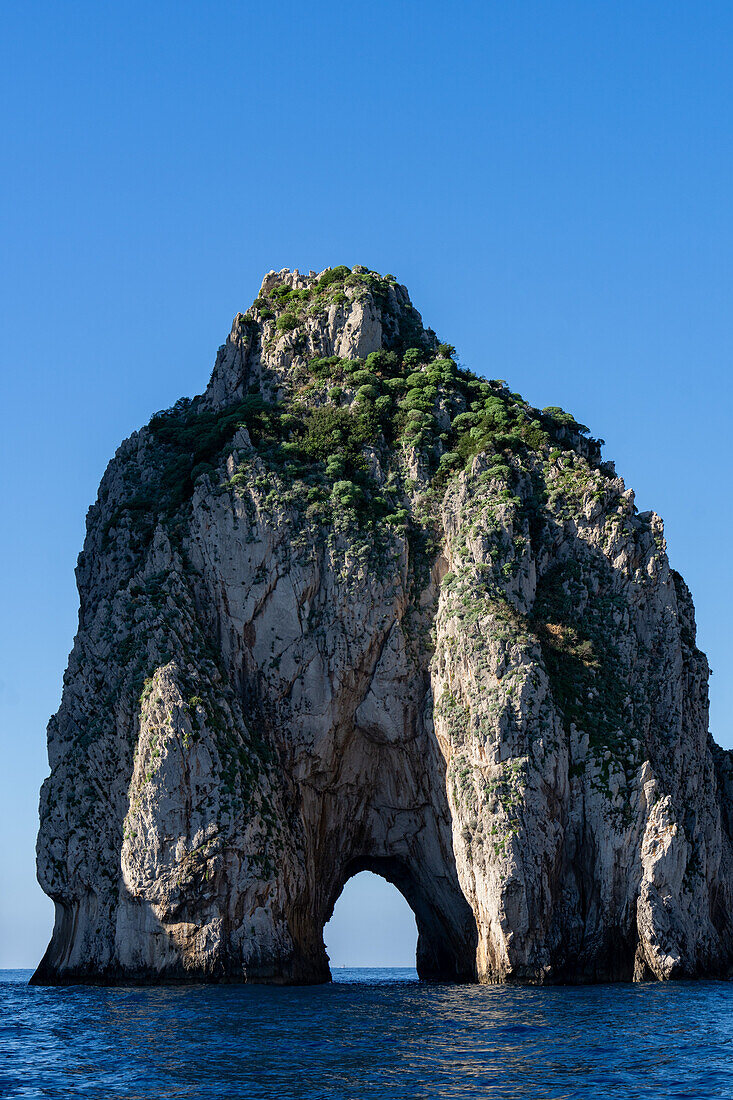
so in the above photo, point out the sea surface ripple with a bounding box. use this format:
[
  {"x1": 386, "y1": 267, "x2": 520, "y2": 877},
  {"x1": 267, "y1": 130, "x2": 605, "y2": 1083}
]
[{"x1": 3, "y1": 968, "x2": 733, "y2": 1098}]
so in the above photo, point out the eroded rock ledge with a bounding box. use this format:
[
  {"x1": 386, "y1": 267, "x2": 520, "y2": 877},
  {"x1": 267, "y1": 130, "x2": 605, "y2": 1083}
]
[{"x1": 34, "y1": 266, "x2": 733, "y2": 985}]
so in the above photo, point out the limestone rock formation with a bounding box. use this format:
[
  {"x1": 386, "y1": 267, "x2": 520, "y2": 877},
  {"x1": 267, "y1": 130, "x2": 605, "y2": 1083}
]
[{"x1": 34, "y1": 265, "x2": 733, "y2": 984}]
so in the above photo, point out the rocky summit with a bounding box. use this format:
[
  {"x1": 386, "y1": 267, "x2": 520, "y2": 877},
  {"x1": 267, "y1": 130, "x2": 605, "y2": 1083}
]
[{"x1": 34, "y1": 266, "x2": 733, "y2": 985}]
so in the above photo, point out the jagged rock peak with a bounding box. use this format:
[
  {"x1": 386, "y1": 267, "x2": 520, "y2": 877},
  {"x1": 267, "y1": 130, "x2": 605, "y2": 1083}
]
[
  {"x1": 205, "y1": 265, "x2": 436, "y2": 408},
  {"x1": 34, "y1": 265, "x2": 733, "y2": 987}
]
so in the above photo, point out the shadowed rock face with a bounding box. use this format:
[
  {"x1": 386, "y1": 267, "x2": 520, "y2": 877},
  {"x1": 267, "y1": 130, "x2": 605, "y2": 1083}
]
[{"x1": 34, "y1": 267, "x2": 733, "y2": 985}]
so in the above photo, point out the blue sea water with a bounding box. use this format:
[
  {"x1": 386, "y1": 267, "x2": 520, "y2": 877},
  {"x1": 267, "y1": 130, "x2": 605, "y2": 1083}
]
[{"x1": 3, "y1": 968, "x2": 733, "y2": 1099}]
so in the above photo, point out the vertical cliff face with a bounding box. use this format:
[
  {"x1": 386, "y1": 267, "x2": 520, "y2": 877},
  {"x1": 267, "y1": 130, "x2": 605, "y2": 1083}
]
[{"x1": 35, "y1": 266, "x2": 733, "y2": 984}]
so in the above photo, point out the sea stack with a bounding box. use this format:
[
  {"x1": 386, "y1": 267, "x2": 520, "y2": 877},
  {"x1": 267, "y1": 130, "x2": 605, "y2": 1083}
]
[{"x1": 34, "y1": 266, "x2": 733, "y2": 984}]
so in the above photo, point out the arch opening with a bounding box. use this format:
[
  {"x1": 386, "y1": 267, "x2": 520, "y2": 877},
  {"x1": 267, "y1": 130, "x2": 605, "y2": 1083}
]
[
  {"x1": 323, "y1": 870, "x2": 418, "y2": 970},
  {"x1": 321, "y1": 855, "x2": 477, "y2": 982}
]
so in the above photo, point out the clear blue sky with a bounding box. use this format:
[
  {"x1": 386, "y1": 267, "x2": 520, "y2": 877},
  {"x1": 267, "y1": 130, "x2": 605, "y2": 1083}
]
[{"x1": 1, "y1": 0, "x2": 732, "y2": 969}]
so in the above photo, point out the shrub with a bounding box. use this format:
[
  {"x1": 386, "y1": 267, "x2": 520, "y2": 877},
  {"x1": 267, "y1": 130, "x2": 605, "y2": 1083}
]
[
  {"x1": 402, "y1": 348, "x2": 424, "y2": 369},
  {"x1": 375, "y1": 395, "x2": 392, "y2": 415},
  {"x1": 310, "y1": 355, "x2": 342, "y2": 379},
  {"x1": 520, "y1": 420, "x2": 549, "y2": 449},
  {"x1": 451, "y1": 411, "x2": 478, "y2": 433},
  {"x1": 271, "y1": 284, "x2": 293, "y2": 304},
  {"x1": 365, "y1": 350, "x2": 399, "y2": 374},
  {"x1": 351, "y1": 370, "x2": 380, "y2": 387},
  {"x1": 301, "y1": 407, "x2": 367, "y2": 466},
  {"x1": 276, "y1": 313, "x2": 298, "y2": 333},
  {"x1": 318, "y1": 265, "x2": 351, "y2": 289},
  {"x1": 401, "y1": 388, "x2": 432, "y2": 412},
  {"x1": 385, "y1": 508, "x2": 409, "y2": 526},
  {"x1": 328, "y1": 386, "x2": 344, "y2": 403},
  {"x1": 190, "y1": 461, "x2": 215, "y2": 482},
  {"x1": 542, "y1": 406, "x2": 590, "y2": 435},
  {"x1": 331, "y1": 479, "x2": 363, "y2": 507},
  {"x1": 325, "y1": 455, "x2": 346, "y2": 479},
  {"x1": 279, "y1": 413, "x2": 300, "y2": 434},
  {"x1": 426, "y1": 358, "x2": 456, "y2": 386},
  {"x1": 356, "y1": 384, "x2": 379, "y2": 403},
  {"x1": 383, "y1": 377, "x2": 408, "y2": 393}
]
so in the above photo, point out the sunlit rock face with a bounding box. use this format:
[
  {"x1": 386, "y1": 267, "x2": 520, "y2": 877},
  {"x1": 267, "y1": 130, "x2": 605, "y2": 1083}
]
[{"x1": 34, "y1": 267, "x2": 733, "y2": 985}]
